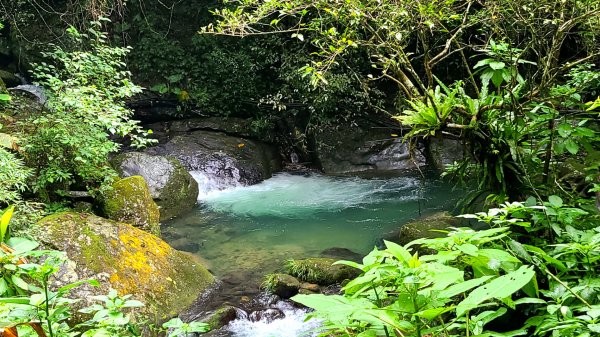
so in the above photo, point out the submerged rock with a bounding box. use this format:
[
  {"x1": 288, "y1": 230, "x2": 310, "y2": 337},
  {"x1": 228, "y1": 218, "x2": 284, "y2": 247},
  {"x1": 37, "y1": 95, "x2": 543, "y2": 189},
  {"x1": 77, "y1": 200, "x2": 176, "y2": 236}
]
[
  {"x1": 398, "y1": 211, "x2": 461, "y2": 245},
  {"x1": 319, "y1": 247, "x2": 363, "y2": 262},
  {"x1": 37, "y1": 212, "x2": 215, "y2": 321},
  {"x1": 100, "y1": 176, "x2": 161, "y2": 235},
  {"x1": 112, "y1": 152, "x2": 199, "y2": 220},
  {"x1": 285, "y1": 258, "x2": 360, "y2": 285},
  {"x1": 146, "y1": 130, "x2": 280, "y2": 193}
]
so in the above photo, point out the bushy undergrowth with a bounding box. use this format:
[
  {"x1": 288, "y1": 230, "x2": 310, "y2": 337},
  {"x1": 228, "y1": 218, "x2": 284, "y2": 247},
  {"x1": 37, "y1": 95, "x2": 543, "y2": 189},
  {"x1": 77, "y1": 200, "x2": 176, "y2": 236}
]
[{"x1": 294, "y1": 198, "x2": 600, "y2": 337}]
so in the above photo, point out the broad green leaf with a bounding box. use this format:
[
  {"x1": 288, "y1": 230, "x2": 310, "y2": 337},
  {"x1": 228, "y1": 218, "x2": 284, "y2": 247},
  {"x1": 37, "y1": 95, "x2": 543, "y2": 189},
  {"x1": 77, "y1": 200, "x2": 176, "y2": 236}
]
[
  {"x1": 58, "y1": 279, "x2": 100, "y2": 293},
  {"x1": 456, "y1": 266, "x2": 535, "y2": 316},
  {"x1": 414, "y1": 306, "x2": 455, "y2": 320},
  {"x1": 457, "y1": 243, "x2": 479, "y2": 256},
  {"x1": 0, "y1": 278, "x2": 7, "y2": 295},
  {"x1": 292, "y1": 294, "x2": 376, "y2": 322},
  {"x1": 29, "y1": 293, "x2": 46, "y2": 306},
  {"x1": 6, "y1": 237, "x2": 39, "y2": 254},
  {"x1": 548, "y1": 195, "x2": 563, "y2": 208},
  {"x1": 0, "y1": 297, "x2": 31, "y2": 304},
  {"x1": 0, "y1": 93, "x2": 10, "y2": 101},
  {"x1": 439, "y1": 276, "x2": 493, "y2": 299},
  {"x1": 384, "y1": 240, "x2": 412, "y2": 263},
  {"x1": 11, "y1": 275, "x2": 30, "y2": 290},
  {"x1": 489, "y1": 61, "x2": 506, "y2": 70},
  {"x1": 513, "y1": 297, "x2": 546, "y2": 305},
  {"x1": 564, "y1": 139, "x2": 579, "y2": 154}
]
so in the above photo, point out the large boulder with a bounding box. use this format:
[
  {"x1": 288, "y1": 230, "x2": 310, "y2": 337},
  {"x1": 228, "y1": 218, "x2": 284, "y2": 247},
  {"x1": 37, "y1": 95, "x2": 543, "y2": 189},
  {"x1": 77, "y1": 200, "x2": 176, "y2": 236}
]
[
  {"x1": 313, "y1": 123, "x2": 426, "y2": 174},
  {"x1": 428, "y1": 137, "x2": 466, "y2": 171},
  {"x1": 284, "y1": 258, "x2": 361, "y2": 285},
  {"x1": 112, "y1": 152, "x2": 199, "y2": 220},
  {"x1": 397, "y1": 211, "x2": 461, "y2": 245},
  {"x1": 100, "y1": 176, "x2": 160, "y2": 235},
  {"x1": 37, "y1": 212, "x2": 215, "y2": 321},
  {"x1": 146, "y1": 130, "x2": 280, "y2": 193}
]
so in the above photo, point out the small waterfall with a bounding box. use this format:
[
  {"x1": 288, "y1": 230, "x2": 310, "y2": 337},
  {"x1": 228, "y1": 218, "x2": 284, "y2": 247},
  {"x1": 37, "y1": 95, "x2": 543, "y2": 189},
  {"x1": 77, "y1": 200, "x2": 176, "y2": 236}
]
[
  {"x1": 190, "y1": 170, "x2": 245, "y2": 200},
  {"x1": 225, "y1": 301, "x2": 322, "y2": 337},
  {"x1": 191, "y1": 172, "x2": 419, "y2": 218}
]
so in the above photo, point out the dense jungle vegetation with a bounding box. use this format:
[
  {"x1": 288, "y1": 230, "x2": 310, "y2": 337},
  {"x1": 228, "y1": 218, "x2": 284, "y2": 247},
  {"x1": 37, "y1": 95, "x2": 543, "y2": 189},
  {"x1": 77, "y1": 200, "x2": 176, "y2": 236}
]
[{"x1": 1, "y1": 0, "x2": 600, "y2": 336}]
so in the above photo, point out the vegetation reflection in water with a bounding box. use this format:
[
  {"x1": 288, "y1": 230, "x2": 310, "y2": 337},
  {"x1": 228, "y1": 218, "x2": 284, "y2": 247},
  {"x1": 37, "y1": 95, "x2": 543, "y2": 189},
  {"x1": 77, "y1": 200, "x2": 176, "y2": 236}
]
[{"x1": 162, "y1": 173, "x2": 459, "y2": 282}]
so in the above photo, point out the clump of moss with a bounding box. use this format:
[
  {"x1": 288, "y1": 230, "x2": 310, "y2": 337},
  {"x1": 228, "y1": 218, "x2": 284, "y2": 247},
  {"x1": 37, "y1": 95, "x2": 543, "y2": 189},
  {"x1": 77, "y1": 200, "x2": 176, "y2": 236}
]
[{"x1": 101, "y1": 176, "x2": 160, "y2": 235}]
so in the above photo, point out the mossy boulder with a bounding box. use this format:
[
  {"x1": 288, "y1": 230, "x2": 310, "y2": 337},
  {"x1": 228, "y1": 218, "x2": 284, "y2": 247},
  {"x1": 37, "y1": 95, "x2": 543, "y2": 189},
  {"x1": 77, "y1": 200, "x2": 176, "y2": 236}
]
[
  {"x1": 112, "y1": 152, "x2": 199, "y2": 220},
  {"x1": 265, "y1": 273, "x2": 301, "y2": 298},
  {"x1": 285, "y1": 258, "x2": 360, "y2": 285},
  {"x1": 101, "y1": 176, "x2": 160, "y2": 235},
  {"x1": 202, "y1": 306, "x2": 238, "y2": 330},
  {"x1": 398, "y1": 211, "x2": 461, "y2": 245},
  {"x1": 37, "y1": 212, "x2": 215, "y2": 321}
]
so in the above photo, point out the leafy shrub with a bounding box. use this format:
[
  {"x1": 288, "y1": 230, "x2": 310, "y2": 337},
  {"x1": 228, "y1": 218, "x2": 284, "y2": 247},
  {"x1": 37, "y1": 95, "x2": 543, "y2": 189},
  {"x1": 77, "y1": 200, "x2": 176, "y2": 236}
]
[
  {"x1": 294, "y1": 198, "x2": 600, "y2": 337},
  {"x1": 23, "y1": 21, "x2": 154, "y2": 198},
  {"x1": 0, "y1": 148, "x2": 31, "y2": 205}
]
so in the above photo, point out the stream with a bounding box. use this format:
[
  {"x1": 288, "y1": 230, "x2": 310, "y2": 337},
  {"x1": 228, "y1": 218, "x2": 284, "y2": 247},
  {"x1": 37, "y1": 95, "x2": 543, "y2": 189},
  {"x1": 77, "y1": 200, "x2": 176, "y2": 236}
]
[{"x1": 162, "y1": 172, "x2": 459, "y2": 336}]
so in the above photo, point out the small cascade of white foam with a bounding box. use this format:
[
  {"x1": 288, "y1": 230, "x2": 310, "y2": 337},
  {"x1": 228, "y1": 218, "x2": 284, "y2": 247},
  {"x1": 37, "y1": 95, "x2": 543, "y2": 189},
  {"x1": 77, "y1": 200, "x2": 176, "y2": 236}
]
[
  {"x1": 226, "y1": 302, "x2": 322, "y2": 337},
  {"x1": 192, "y1": 172, "x2": 420, "y2": 218},
  {"x1": 190, "y1": 170, "x2": 245, "y2": 200}
]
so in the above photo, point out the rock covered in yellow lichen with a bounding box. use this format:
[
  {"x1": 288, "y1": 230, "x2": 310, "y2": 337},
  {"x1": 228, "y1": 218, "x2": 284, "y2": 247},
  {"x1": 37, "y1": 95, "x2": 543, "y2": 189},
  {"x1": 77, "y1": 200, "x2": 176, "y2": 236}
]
[
  {"x1": 100, "y1": 176, "x2": 161, "y2": 236},
  {"x1": 37, "y1": 212, "x2": 214, "y2": 321}
]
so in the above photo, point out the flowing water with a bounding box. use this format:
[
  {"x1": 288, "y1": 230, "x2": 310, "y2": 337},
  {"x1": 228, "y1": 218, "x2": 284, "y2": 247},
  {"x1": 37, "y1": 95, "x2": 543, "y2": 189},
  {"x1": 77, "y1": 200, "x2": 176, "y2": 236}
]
[{"x1": 162, "y1": 171, "x2": 459, "y2": 336}]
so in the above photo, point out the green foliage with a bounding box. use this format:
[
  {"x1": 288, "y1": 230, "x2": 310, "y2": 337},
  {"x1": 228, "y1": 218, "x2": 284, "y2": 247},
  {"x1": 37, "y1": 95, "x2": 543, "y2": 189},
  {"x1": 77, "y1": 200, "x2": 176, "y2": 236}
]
[
  {"x1": 284, "y1": 259, "x2": 325, "y2": 283},
  {"x1": 260, "y1": 273, "x2": 279, "y2": 292},
  {"x1": 23, "y1": 22, "x2": 154, "y2": 198},
  {"x1": 294, "y1": 197, "x2": 600, "y2": 337},
  {"x1": 78, "y1": 289, "x2": 144, "y2": 337},
  {"x1": 161, "y1": 318, "x2": 210, "y2": 337},
  {"x1": 0, "y1": 148, "x2": 31, "y2": 205},
  {"x1": 206, "y1": 0, "x2": 600, "y2": 205}
]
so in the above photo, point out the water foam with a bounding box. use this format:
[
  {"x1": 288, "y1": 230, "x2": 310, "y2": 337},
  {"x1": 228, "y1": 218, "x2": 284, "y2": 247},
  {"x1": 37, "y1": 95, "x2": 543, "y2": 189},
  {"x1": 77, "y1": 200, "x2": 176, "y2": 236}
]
[
  {"x1": 225, "y1": 302, "x2": 322, "y2": 337},
  {"x1": 193, "y1": 173, "x2": 420, "y2": 218}
]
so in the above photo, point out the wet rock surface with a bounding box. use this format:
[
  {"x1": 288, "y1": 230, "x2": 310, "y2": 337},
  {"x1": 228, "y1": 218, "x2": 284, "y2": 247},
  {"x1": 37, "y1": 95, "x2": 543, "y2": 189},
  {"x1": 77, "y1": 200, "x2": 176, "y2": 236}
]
[
  {"x1": 397, "y1": 211, "x2": 462, "y2": 245},
  {"x1": 146, "y1": 130, "x2": 280, "y2": 191},
  {"x1": 37, "y1": 212, "x2": 215, "y2": 322},
  {"x1": 319, "y1": 247, "x2": 363, "y2": 262},
  {"x1": 313, "y1": 123, "x2": 426, "y2": 174},
  {"x1": 100, "y1": 176, "x2": 161, "y2": 235},
  {"x1": 111, "y1": 152, "x2": 199, "y2": 220}
]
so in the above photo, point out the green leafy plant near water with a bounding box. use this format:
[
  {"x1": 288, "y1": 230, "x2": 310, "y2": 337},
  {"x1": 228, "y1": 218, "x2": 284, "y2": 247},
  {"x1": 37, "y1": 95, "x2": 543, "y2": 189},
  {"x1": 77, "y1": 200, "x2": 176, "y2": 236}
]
[
  {"x1": 0, "y1": 206, "x2": 210, "y2": 337},
  {"x1": 292, "y1": 198, "x2": 600, "y2": 337},
  {"x1": 23, "y1": 20, "x2": 155, "y2": 200}
]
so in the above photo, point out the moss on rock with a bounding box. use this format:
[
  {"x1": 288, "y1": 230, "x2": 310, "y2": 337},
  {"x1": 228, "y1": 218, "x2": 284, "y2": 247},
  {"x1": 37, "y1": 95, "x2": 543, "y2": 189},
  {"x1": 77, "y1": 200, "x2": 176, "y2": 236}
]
[
  {"x1": 101, "y1": 176, "x2": 160, "y2": 235},
  {"x1": 284, "y1": 258, "x2": 360, "y2": 285},
  {"x1": 37, "y1": 212, "x2": 215, "y2": 321},
  {"x1": 111, "y1": 152, "x2": 199, "y2": 221},
  {"x1": 263, "y1": 273, "x2": 301, "y2": 298}
]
